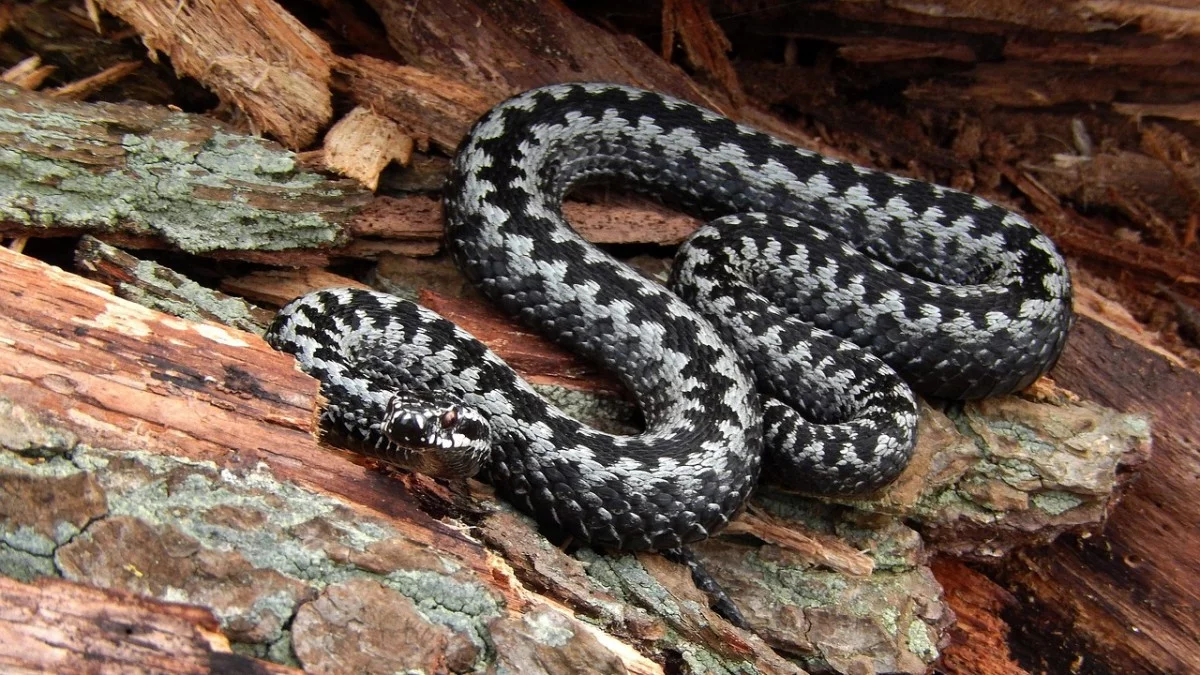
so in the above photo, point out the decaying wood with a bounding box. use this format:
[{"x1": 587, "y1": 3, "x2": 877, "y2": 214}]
[
  {"x1": 0, "y1": 84, "x2": 703, "y2": 262},
  {"x1": 691, "y1": 1, "x2": 1200, "y2": 341},
  {"x1": 74, "y1": 235, "x2": 275, "y2": 333},
  {"x1": 3, "y1": 213, "x2": 1146, "y2": 673},
  {"x1": 999, "y1": 314, "x2": 1200, "y2": 675},
  {"x1": 729, "y1": 0, "x2": 1200, "y2": 41},
  {"x1": 95, "y1": 0, "x2": 333, "y2": 148},
  {"x1": 0, "y1": 576, "x2": 298, "y2": 674},
  {"x1": 321, "y1": 106, "x2": 413, "y2": 191},
  {"x1": 0, "y1": 246, "x2": 795, "y2": 674},
  {"x1": 331, "y1": 55, "x2": 493, "y2": 155},
  {"x1": 349, "y1": 193, "x2": 702, "y2": 249},
  {"x1": 47, "y1": 60, "x2": 141, "y2": 100},
  {"x1": 1003, "y1": 167, "x2": 1200, "y2": 286},
  {"x1": 1, "y1": 55, "x2": 57, "y2": 89},
  {"x1": 221, "y1": 267, "x2": 371, "y2": 311},
  {"x1": 933, "y1": 559, "x2": 1027, "y2": 675},
  {"x1": 363, "y1": 0, "x2": 725, "y2": 107},
  {"x1": 721, "y1": 507, "x2": 875, "y2": 578},
  {"x1": 661, "y1": 0, "x2": 744, "y2": 104},
  {"x1": 60, "y1": 240, "x2": 1151, "y2": 671}
]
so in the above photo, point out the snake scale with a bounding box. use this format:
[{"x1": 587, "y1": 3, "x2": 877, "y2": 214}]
[{"x1": 266, "y1": 83, "x2": 1073, "y2": 551}]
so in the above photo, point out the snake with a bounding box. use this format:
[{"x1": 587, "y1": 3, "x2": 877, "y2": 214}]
[{"x1": 265, "y1": 83, "x2": 1072, "y2": 552}]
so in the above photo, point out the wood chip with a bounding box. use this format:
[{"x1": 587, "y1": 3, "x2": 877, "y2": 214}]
[
  {"x1": 1115, "y1": 101, "x2": 1200, "y2": 124},
  {"x1": 221, "y1": 268, "x2": 370, "y2": 308},
  {"x1": 322, "y1": 106, "x2": 414, "y2": 190},
  {"x1": 722, "y1": 506, "x2": 875, "y2": 578},
  {"x1": 333, "y1": 55, "x2": 493, "y2": 153},
  {"x1": 1, "y1": 55, "x2": 56, "y2": 89},
  {"x1": 47, "y1": 60, "x2": 140, "y2": 100}
]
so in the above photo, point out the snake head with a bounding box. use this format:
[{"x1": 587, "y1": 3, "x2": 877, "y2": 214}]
[{"x1": 380, "y1": 392, "x2": 492, "y2": 479}]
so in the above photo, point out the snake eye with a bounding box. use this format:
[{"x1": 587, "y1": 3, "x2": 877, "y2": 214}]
[{"x1": 440, "y1": 408, "x2": 458, "y2": 428}]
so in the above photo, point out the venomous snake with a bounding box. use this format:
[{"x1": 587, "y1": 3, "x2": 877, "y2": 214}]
[{"x1": 266, "y1": 83, "x2": 1072, "y2": 552}]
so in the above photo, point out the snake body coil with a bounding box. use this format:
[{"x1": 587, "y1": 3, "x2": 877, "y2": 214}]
[{"x1": 266, "y1": 84, "x2": 1072, "y2": 551}]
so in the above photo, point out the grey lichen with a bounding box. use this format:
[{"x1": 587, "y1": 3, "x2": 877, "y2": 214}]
[
  {"x1": 385, "y1": 568, "x2": 503, "y2": 650},
  {"x1": 579, "y1": 551, "x2": 689, "y2": 622},
  {"x1": 0, "y1": 397, "x2": 78, "y2": 458},
  {"x1": 903, "y1": 396, "x2": 1148, "y2": 532},
  {"x1": 520, "y1": 609, "x2": 577, "y2": 648},
  {"x1": 905, "y1": 618, "x2": 939, "y2": 662},
  {"x1": 1031, "y1": 490, "x2": 1085, "y2": 515},
  {"x1": 0, "y1": 544, "x2": 56, "y2": 582},
  {"x1": 118, "y1": 257, "x2": 267, "y2": 333},
  {"x1": 0, "y1": 86, "x2": 365, "y2": 253},
  {"x1": 578, "y1": 550, "x2": 768, "y2": 674},
  {"x1": 0, "y1": 403, "x2": 503, "y2": 661}
]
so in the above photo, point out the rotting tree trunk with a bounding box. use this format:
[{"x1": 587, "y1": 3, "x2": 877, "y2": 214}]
[
  {"x1": 0, "y1": 232, "x2": 1147, "y2": 673},
  {"x1": 0, "y1": 246, "x2": 787, "y2": 674},
  {"x1": 1000, "y1": 317, "x2": 1200, "y2": 674}
]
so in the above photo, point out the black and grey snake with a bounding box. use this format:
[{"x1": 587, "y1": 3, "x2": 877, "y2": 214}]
[{"x1": 265, "y1": 83, "x2": 1072, "y2": 551}]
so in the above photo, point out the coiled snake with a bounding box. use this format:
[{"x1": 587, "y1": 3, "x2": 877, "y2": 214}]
[{"x1": 266, "y1": 83, "x2": 1072, "y2": 552}]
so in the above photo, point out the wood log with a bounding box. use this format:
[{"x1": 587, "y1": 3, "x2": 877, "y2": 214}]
[
  {"x1": 0, "y1": 231, "x2": 1146, "y2": 673},
  {"x1": 0, "y1": 246, "x2": 789, "y2": 674},
  {"x1": 74, "y1": 235, "x2": 276, "y2": 333},
  {"x1": 0, "y1": 576, "x2": 299, "y2": 674},
  {"x1": 0, "y1": 84, "x2": 365, "y2": 256}
]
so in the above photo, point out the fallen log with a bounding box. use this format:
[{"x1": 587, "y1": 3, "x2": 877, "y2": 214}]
[{"x1": 0, "y1": 236, "x2": 1146, "y2": 672}]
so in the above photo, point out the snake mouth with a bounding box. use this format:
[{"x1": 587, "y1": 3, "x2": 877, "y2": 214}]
[{"x1": 380, "y1": 392, "x2": 491, "y2": 479}]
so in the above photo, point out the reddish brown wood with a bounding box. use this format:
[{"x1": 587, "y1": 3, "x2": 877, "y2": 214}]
[
  {"x1": 934, "y1": 559, "x2": 1028, "y2": 675},
  {"x1": 0, "y1": 576, "x2": 298, "y2": 674},
  {"x1": 1000, "y1": 316, "x2": 1200, "y2": 674},
  {"x1": 0, "y1": 247, "x2": 476, "y2": 557},
  {"x1": 347, "y1": 194, "x2": 701, "y2": 250},
  {"x1": 332, "y1": 54, "x2": 492, "y2": 154}
]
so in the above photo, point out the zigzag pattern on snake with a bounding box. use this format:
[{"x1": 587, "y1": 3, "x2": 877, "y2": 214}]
[{"x1": 265, "y1": 83, "x2": 1073, "y2": 551}]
